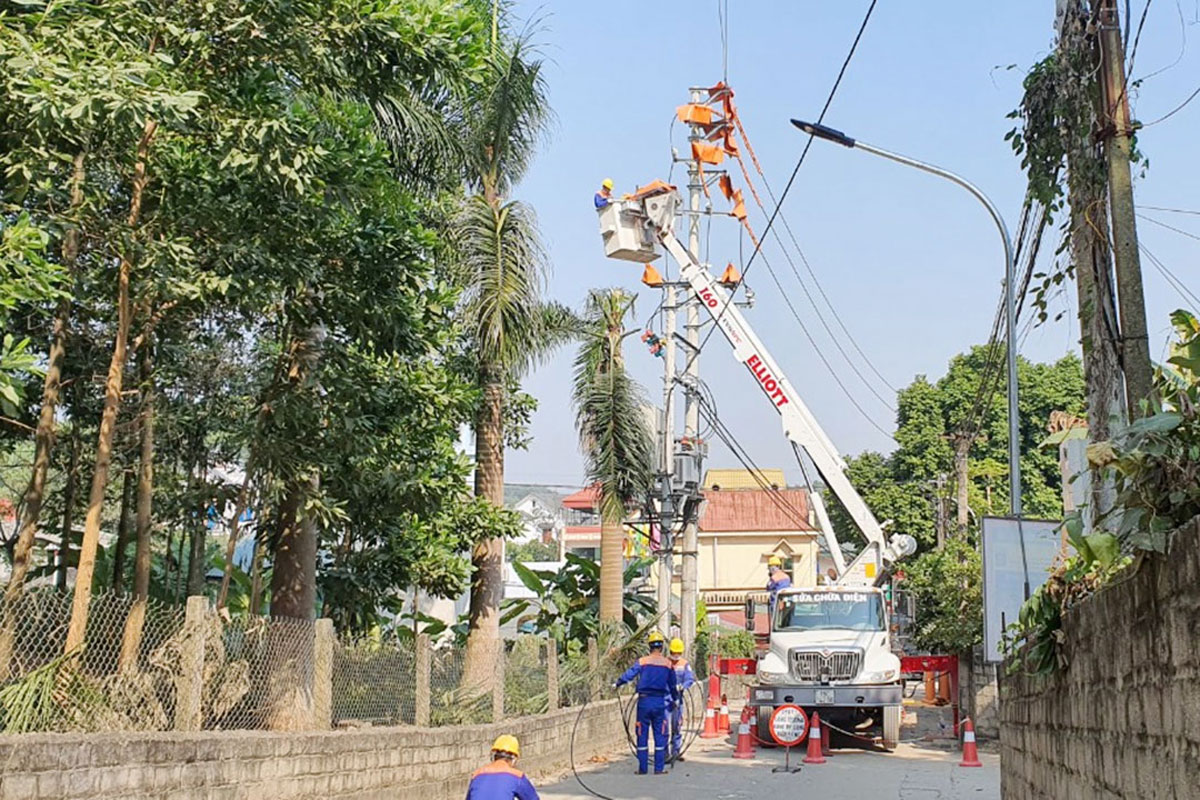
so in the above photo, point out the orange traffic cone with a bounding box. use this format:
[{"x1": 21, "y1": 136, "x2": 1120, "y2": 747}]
[
  {"x1": 700, "y1": 702, "x2": 721, "y2": 739},
  {"x1": 959, "y1": 717, "x2": 982, "y2": 767},
  {"x1": 803, "y1": 712, "x2": 826, "y2": 764},
  {"x1": 717, "y1": 694, "x2": 731, "y2": 734},
  {"x1": 732, "y1": 706, "x2": 756, "y2": 759},
  {"x1": 707, "y1": 673, "x2": 721, "y2": 706}
]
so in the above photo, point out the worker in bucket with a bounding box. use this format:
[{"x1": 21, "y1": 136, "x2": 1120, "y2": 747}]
[
  {"x1": 766, "y1": 555, "x2": 792, "y2": 619},
  {"x1": 594, "y1": 177, "x2": 615, "y2": 209},
  {"x1": 614, "y1": 630, "x2": 678, "y2": 775},
  {"x1": 666, "y1": 637, "x2": 696, "y2": 762},
  {"x1": 465, "y1": 735, "x2": 540, "y2": 800}
]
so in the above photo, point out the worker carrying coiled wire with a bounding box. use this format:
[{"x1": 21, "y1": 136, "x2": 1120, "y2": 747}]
[
  {"x1": 666, "y1": 638, "x2": 696, "y2": 762},
  {"x1": 614, "y1": 631, "x2": 678, "y2": 775}
]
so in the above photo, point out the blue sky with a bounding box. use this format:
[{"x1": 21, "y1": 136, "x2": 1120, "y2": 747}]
[{"x1": 503, "y1": 1, "x2": 1200, "y2": 487}]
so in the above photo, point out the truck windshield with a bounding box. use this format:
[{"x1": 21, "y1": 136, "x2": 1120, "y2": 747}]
[{"x1": 774, "y1": 591, "x2": 885, "y2": 632}]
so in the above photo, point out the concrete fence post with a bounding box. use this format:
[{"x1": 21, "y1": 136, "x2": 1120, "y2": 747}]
[
  {"x1": 588, "y1": 637, "x2": 599, "y2": 698},
  {"x1": 415, "y1": 633, "x2": 431, "y2": 727},
  {"x1": 175, "y1": 595, "x2": 208, "y2": 731},
  {"x1": 546, "y1": 638, "x2": 559, "y2": 711},
  {"x1": 313, "y1": 618, "x2": 334, "y2": 729},
  {"x1": 492, "y1": 639, "x2": 505, "y2": 722}
]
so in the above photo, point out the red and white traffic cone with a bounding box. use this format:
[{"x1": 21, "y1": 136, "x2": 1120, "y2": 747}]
[
  {"x1": 700, "y1": 701, "x2": 721, "y2": 739},
  {"x1": 732, "y1": 706, "x2": 756, "y2": 759},
  {"x1": 959, "y1": 717, "x2": 982, "y2": 767},
  {"x1": 717, "y1": 694, "x2": 731, "y2": 734},
  {"x1": 803, "y1": 711, "x2": 826, "y2": 764},
  {"x1": 707, "y1": 673, "x2": 721, "y2": 707}
]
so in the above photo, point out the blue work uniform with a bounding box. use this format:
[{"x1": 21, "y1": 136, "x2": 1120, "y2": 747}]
[
  {"x1": 594, "y1": 190, "x2": 611, "y2": 209},
  {"x1": 465, "y1": 759, "x2": 539, "y2": 800},
  {"x1": 767, "y1": 567, "x2": 792, "y2": 621},
  {"x1": 615, "y1": 653, "x2": 678, "y2": 774},
  {"x1": 668, "y1": 657, "x2": 696, "y2": 759}
]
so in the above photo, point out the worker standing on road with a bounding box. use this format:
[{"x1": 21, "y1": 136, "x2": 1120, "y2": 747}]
[
  {"x1": 766, "y1": 555, "x2": 792, "y2": 620},
  {"x1": 466, "y1": 735, "x2": 539, "y2": 800},
  {"x1": 594, "y1": 178, "x2": 615, "y2": 209},
  {"x1": 666, "y1": 637, "x2": 696, "y2": 762},
  {"x1": 614, "y1": 631, "x2": 678, "y2": 775}
]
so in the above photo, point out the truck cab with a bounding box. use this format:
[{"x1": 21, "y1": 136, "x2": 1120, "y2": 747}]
[{"x1": 750, "y1": 585, "x2": 902, "y2": 750}]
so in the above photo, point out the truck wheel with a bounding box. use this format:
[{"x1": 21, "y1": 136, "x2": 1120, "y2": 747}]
[
  {"x1": 756, "y1": 710, "x2": 776, "y2": 748},
  {"x1": 882, "y1": 705, "x2": 900, "y2": 751}
]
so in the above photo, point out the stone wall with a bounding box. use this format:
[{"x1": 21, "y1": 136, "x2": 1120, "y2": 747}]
[
  {"x1": 960, "y1": 646, "x2": 1000, "y2": 739},
  {"x1": 0, "y1": 700, "x2": 623, "y2": 800},
  {"x1": 1000, "y1": 516, "x2": 1200, "y2": 799}
]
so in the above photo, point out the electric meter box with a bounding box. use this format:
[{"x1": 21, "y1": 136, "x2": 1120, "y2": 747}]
[{"x1": 597, "y1": 201, "x2": 661, "y2": 262}]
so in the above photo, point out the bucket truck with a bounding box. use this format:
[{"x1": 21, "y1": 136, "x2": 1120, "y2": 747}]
[{"x1": 597, "y1": 182, "x2": 917, "y2": 750}]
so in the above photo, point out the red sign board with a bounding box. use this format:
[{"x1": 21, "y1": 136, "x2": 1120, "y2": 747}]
[{"x1": 768, "y1": 703, "x2": 809, "y2": 747}]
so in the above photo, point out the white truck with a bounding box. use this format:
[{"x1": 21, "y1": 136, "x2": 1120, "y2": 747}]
[{"x1": 598, "y1": 181, "x2": 916, "y2": 750}]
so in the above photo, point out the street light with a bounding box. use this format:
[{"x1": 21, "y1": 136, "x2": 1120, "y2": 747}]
[{"x1": 790, "y1": 119, "x2": 1023, "y2": 524}]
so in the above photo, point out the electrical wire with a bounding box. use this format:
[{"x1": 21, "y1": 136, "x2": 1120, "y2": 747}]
[
  {"x1": 1139, "y1": 81, "x2": 1200, "y2": 126},
  {"x1": 1139, "y1": 242, "x2": 1200, "y2": 311},
  {"x1": 1140, "y1": 204, "x2": 1200, "y2": 216},
  {"x1": 679, "y1": 0, "x2": 880, "y2": 381},
  {"x1": 1138, "y1": 212, "x2": 1200, "y2": 242}
]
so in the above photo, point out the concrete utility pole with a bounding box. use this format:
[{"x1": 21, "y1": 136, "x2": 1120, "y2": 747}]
[
  {"x1": 658, "y1": 283, "x2": 676, "y2": 638},
  {"x1": 934, "y1": 473, "x2": 948, "y2": 549},
  {"x1": 952, "y1": 434, "x2": 971, "y2": 536},
  {"x1": 1096, "y1": 0, "x2": 1152, "y2": 416},
  {"x1": 680, "y1": 88, "x2": 704, "y2": 655}
]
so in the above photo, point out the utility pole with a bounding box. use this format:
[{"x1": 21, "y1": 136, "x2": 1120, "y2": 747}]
[
  {"x1": 952, "y1": 434, "x2": 971, "y2": 536},
  {"x1": 679, "y1": 88, "x2": 704, "y2": 655},
  {"x1": 1096, "y1": 0, "x2": 1152, "y2": 416},
  {"x1": 658, "y1": 283, "x2": 676, "y2": 638},
  {"x1": 933, "y1": 473, "x2": 948, "y2": 549}
]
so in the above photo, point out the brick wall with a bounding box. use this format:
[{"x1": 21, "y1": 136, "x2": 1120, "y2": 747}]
[
  {"x1": 1000, "y1": 516, "x2": 1200, "y2": 799},
  {"x1": 960, "y1": 646, "x2": 1000, "y2": 739},
  {"x1": 0, "y1": 700, "x2": 624, "y2": 800}
]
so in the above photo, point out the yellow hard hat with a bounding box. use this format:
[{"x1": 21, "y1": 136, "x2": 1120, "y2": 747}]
[
  {"x1": 602, "y1": 177, "x2": 614, "y2": 190},
  {"x1": 647, "y1": 631, "x2": 666, "y2": 646},
  {"x1": 492, "y1": 734, "x2": 520, "y2": 757},
  {"x1": 669, "y1": 638, "x2": 685, "y2": 655},
  {"x1": 768, "y1": 555, "x2": 783, "y2": 567}
]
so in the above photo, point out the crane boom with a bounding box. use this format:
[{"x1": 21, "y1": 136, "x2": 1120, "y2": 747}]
[{"x1": 598, "y1": 185, "x2": 914, "y2": 581}]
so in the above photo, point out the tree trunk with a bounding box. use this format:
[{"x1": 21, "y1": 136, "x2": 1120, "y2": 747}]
[
  {"x1": 249, "y1": 521, "x2": 266, "y2": 616},
  {"x1": 4, "y1": 149, "x2": 85, "y2": 606},
  {"x1": 118, "y1": 341, "x2": 156, "y2": 672},
  {"x1": 110, "y1": 468, "x2": 135, "y2": 593},
  {"x1": 56, "y1": 431, "x2": 80, "y2": 592},
  {"x1": 186, "y1": 452, "x2": 208, "y2": 597},
  {"x1": 64, "y1": 118, "x2": 157, "y2": 656},
  {"x1": 217, "y1": 463, "x2": 255, "y2": 610},
  {"x1": 268, "y1": 474, "x2": 318, "y2": 619},
  {"x1": 173, "y1": 526, "x2": 186, "y2": 603},
  {"x1": 462, "y1": 378, "x2": 505, "y2": 691},
  {"x1": 599, "y1": 509, "x2": 624, "y2": 623}
]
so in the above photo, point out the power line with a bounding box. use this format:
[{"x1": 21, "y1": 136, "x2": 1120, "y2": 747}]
[
  {"x1": 1138, "y1": 212, "x2": 1200, "y2": 242},
  {"x1": 1140, "y1": 205, "x2": 1200, "y2": 216},
  {"x1": 1139, "y1": 242, "x2": 1200, "y2": 311},
  {"x1": 1140, "y1": 81, "x2": 1200, "y2": 126},
  {"x1": 680, "y1": 0, "x2": 880, "y2": 380}
]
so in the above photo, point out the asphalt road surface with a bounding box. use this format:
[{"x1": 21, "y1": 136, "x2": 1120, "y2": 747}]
[{"x1": 540, "y1": 737, "x2": 1000, "y2": 800}]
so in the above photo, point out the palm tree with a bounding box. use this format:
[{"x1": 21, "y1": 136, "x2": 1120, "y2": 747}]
[
  {"x1": 456, "y1": 33, "x2": 574, "y2": 690},
  {"x1": 572, "y1": 289, "x2": 654, "y2": 622}
]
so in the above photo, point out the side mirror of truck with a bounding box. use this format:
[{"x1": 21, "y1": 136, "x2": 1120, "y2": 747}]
[{"x1": 744, "y1": 597, "x2": 755, "y2": 632}]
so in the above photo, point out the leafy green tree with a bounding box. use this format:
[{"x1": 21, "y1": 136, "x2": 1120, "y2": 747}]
[
  {"x1": 506, "y1": 538, "x2": 559, "y2": 563},
  {"x1": 571, "y1": 289, "x2": 653, "y2": 623}
]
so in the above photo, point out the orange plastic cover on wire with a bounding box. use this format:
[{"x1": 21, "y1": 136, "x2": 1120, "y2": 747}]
[
  {"x1": 691, "y1": 140, "x2": 724, "y2": 165},
  {"x1": 730, "y1": 190, "x2": 747, "y2": 221},
  {"x1": 641, "y1": 264, "x2": 664, "y2": 287},
  {"x1": 720, "y1": 263, "x2": 742, "y2": 285},
  {"x1": 676, "y1": 103, "x2": 714, "y2": 126},
  {"x1": 718, "y1": 174, "x2": 734, "y2": 201},
  {"x1": 629, "y1": 179, "x2": 676, "y2": 200},
  {"x1": 706, "y1": 81, "x2": 734, "y2": 102}
]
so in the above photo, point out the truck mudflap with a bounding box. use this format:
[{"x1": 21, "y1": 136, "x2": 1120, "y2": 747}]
[{"x1": 749, "y1": 684, "x2": 902, "y2": 708}]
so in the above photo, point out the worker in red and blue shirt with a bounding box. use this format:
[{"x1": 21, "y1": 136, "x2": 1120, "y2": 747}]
[
  {"x1": 466, "y1": 735, "x2": 539, "y2": 800},
  {"x1": 766, "y1": 555, "x2": 792, "y2": 622},
  {"x1": 666, "y1": 637, "x2": 696, "y2": 762},
  {"x1": 614, "y1": 631, "x2": 678, "y2": 775}
]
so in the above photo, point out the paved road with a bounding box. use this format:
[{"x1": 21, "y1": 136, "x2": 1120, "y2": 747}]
[{"x1": 541, "y1": 737, "x2": 1000, "y2": 800}]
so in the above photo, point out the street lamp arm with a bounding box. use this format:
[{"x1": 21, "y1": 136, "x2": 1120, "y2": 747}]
[{"x1": 789, "y1": 119, "x2": 1023, "y2": 522}]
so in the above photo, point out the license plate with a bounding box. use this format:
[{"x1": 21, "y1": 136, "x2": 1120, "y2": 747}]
[
  {"x1": 815, "y1": 689, "x2": 835, "y2": 705},
  {"x1": 754, "y1": 689, "x2": 775, "y2": 703}
]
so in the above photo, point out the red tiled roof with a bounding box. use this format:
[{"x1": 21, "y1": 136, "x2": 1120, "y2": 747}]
[
  {"x1": 562, "y1": 484, "x2": 600, "y2": 510},
  {"x1": 699, "y1": 488, "x2": 814, "y2": 532}
]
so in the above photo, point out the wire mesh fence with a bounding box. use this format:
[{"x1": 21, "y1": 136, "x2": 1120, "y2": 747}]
[{"x1": 0, "y1": 590, "x2": 625, "y2": 735}]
